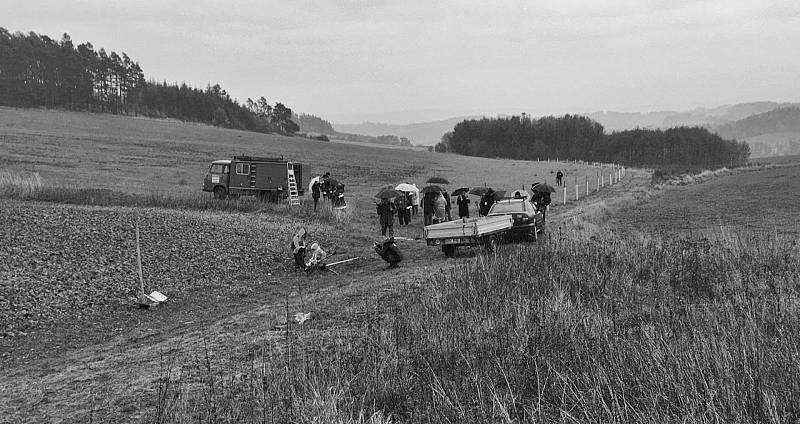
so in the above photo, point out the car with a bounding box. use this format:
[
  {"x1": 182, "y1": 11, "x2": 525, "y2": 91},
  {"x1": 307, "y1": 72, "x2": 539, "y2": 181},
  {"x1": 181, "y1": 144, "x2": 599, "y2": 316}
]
[{"x1": 487, "y1": 196, "x2": 544, "y2": 241}]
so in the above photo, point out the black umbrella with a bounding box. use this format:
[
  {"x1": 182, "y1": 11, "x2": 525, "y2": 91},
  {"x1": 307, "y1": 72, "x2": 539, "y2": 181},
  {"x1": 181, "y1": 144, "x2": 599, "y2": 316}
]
[
  {"x1": 469, "y1": 186, "x2": 491, "y2": 196},
  {"x1": 492, "y1": 190, "x2": 507, "y2": 200},
  {"x1": 531, "y1": 183, "x2": 555, "y2": 193},
  {"x1": 375, "y1": 187, "x2": 404, "y2": 199},
  {"x1": 426, "y1": 176, "x2": 450, "y2": 184},
  {"x1": 421, "y1": 185, "x2": 444, "y2": 194},
  {"x1": 451, "y1": 187, "x2": 469, "y2": 197}
]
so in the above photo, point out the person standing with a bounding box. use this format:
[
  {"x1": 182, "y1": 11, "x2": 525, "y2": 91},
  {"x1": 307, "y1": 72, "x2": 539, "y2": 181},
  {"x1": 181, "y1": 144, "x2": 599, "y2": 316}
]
[
  {"x1": 423, "y1": 192, "x2": 435, "y2": 226},
  {"x1": 556, "y1": 170, "x2": 564, "y2": 187},
  {"x1": 443, "y1": 192, "x2": 452, "y2": 221},
  {"x1": 456, "y1": 192, "x2": 470, "y2": 219},
  {"x1": 479, "y1": 189, "x2": 495, "y2": 216},
  {"x1": 377, "y1": 198, "x2": 396, "y2": 236},
  {"x1": 404, "y1": 192, "x2": 413, "y2": 224},
  {"x1": 434, "y1": 192, "x2": 447, "y2": 223},
  {"x1": 311, "y1": 178, "x2": 321, "y2": 210},
  {"x1": 395, "y1": 194, "x2": 407, "y2": 226}
]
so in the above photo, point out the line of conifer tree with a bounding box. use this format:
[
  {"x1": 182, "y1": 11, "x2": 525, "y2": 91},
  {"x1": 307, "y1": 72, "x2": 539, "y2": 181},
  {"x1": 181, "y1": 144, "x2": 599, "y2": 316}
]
[
  {"x1": 436, "y1": 114, "x2": 750, "y2": 168},
  {"x1": 0, "y1": 28, "x2": 298, "y2": 134}
]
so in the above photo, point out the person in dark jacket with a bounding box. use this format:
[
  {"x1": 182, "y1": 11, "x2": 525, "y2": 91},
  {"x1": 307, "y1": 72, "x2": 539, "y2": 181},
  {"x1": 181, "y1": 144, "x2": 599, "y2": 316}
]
[
  {"x1": 290, "y1": 227, "x2": 307, "y2": 271},
  {"x1": 479, "y1": 189, "x2": 495, "y2": 216},
  {"x1": 377, "y1": 198, "x2": 396, "y2": 236},
  {"x1": 456, "y1": 192, "x2": 470, "y2": 219},
  {"x1": 423, "y1": 192, "x2": 435, "y2": 226},
  {"x1": 311, "y1": 179, "x2": 321, "y2": 210},
  {"x1": 395, "y1": 194, "x2": 408, "y2": 226},
  {"x1": 556, "y1": 170, "x2": 564, "y2": 186}
]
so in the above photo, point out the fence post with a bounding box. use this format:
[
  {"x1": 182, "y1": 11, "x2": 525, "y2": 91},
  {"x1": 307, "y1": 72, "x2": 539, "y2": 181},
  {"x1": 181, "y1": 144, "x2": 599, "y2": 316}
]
[
  {"x1": 586, "y1": 175, "x2": 589, "y2": 196},
  {"x1": 575, "y1": 183, "x2": 579, "y2": 201},
  {"x1": 596, "y1": 173, "x2": 600, "y2": 192},
  {"x1": 563, "y1": 186, "x2": 567, "y2": 205}
]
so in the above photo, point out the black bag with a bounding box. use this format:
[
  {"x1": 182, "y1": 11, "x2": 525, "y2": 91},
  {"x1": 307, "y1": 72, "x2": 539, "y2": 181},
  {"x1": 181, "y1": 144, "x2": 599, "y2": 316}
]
[{"x1": 374, "y1": 238, "x2": 403, "y2": 266}]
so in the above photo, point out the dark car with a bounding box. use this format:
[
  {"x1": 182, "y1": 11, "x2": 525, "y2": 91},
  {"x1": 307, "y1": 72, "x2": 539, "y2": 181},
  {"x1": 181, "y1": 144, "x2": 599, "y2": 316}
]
[{"x1": 487, "y1": 197, "x2": 544, "y2": 240}]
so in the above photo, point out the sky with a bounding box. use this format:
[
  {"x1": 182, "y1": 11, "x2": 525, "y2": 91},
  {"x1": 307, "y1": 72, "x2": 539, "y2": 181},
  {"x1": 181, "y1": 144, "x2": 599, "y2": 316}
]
[{"x1": 4, "y1": 0, "x2": 800, "y2": 124}]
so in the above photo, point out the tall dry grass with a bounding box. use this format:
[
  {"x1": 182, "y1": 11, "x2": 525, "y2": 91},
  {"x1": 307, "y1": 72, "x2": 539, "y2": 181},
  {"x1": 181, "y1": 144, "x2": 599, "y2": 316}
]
[
  {"x1": 0, "y1": 169, "x2": 43, "y2": 198},
  {"x1": 151, "y1": 228, "x2": 800, "y2": 423}
]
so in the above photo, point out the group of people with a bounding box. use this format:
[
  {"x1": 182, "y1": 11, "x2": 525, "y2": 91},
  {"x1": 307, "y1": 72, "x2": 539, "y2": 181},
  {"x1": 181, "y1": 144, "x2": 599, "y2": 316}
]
[
  {"x1": 289, "y1": 227, "x2": 328, "y2": 272},
  {"x1": 310, "y1": 172, "x2": 346, "y2": 210},
  {"x1": 376, "y1": 190, "x2": 415, "y2": 237}
]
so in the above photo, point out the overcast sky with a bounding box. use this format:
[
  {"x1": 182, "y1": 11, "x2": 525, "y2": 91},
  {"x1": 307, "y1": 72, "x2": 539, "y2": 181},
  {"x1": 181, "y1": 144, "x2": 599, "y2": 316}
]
[{"x1": 5, "y1": 0, "x2": 799, "y2": 123}]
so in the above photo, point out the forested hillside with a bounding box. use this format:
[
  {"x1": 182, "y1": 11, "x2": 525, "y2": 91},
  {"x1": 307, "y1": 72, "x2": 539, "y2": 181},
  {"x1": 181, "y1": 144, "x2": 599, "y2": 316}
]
[
  {"x1": 437, "y1": 115, "x2": 749, "y2": 168},
  {"x1": 0, "y1": 28, "x2": 298, "y2": 134},
  {"x1": 716, "y1": 107, "x2": 800, "y2": 139}
]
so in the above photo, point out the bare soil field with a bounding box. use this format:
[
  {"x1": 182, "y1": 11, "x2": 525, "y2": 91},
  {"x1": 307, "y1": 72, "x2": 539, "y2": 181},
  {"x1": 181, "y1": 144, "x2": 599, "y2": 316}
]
[{"x1": 0, "y1": 107, "x2": 643, "y2": 422}]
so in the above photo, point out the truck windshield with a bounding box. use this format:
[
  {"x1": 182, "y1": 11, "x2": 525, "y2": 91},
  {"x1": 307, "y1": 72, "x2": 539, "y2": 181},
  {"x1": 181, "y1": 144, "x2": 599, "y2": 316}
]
[
  {"x1": 210, "y1": 164, "x2": 224, "y2": 173},
  {"x1": 490, "y1": 201, "x2": 528, "y2": 214}
]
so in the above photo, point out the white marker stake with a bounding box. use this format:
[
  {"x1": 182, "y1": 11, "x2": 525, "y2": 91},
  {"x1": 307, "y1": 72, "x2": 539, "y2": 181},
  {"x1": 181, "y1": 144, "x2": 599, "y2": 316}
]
[
  {"x1": 135, "y1": 220, "x2": 144, "y2": 300},
  {"x1": 563, "y1": 186, "x2": 567, "y2": 205}
]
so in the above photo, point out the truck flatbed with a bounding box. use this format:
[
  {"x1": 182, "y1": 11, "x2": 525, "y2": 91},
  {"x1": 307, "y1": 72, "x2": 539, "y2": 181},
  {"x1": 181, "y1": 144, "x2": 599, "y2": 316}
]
[{"x1": 424, "y1": 215, "x2": 513, "y2": 257}]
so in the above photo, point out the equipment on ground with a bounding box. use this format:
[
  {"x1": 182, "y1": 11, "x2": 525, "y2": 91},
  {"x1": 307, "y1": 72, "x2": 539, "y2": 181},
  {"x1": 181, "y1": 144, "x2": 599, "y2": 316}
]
[
  {"x1": 202, "y1": 156, "x2": 304, "y2": 202},
  {"x1": 374, "y1": 238, "x2": 403, "y2": 267}
]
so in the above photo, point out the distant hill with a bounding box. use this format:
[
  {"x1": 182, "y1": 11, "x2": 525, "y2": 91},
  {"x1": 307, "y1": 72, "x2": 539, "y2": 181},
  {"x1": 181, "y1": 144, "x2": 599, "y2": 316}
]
[
  {"x1": 334, "y1": 116, "x2": 482, "y2": 146},
  {"x1": 587, "y1": 102, "x2": 800, "y2": 131},
  {"x1": 333, "y1": 102, "x2": 800, "y2": 147},
  {"x1": 713, "y1": 107, "x2": 800, "y2": 157}
]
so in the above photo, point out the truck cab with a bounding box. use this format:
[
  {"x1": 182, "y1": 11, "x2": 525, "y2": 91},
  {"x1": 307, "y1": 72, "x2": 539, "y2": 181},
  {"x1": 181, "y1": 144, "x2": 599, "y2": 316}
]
[{"x1": 203, "y1": 160, "x2": 231, "y2": 198}]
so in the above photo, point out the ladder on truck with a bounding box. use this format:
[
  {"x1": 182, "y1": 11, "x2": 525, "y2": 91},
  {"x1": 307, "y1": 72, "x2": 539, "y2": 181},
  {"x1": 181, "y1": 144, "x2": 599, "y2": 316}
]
[{"x1": 287, "y1": 162, "x2": 301, "y2": 206}]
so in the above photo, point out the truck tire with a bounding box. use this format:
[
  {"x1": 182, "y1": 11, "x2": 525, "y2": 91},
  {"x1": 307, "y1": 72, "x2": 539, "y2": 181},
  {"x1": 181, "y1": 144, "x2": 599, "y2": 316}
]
[
  {"x1": 484, "y1": 236, "x2": 498, "y2": 253},
  {"x1": 442, "y1": 244, "x2": 456, "y2": 258},
  {"x1": 213, "y1": 186, "x2": 228, "y2": 199}
]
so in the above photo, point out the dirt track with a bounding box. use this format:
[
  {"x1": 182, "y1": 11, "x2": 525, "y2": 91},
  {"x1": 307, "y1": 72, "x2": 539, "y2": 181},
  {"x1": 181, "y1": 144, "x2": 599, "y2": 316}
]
[{"x1": 0, "y1": 169, "x2": 650, "y2": 423}]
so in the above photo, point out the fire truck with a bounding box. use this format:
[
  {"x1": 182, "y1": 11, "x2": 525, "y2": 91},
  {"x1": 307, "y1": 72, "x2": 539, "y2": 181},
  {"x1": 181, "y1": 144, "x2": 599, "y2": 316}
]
[{"x1": 202, "y1": 156, "x2": 304, "y2": 202}]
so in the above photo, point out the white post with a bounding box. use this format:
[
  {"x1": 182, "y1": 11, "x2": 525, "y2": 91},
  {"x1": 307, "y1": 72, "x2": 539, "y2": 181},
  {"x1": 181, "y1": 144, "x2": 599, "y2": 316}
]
[
  {"x1": 601, "y1": 174, "x2": 604, "y2": 187},
  {"x1": 563, "y1": 186, "x2": 567, "y2": 205},
  {"x1": 575, "y1": 184, "x2": 579, "y2": 201},
  {"x1": 610, "y1": 173, "x2": 613, "y2": 185},
  {"x1": 135, "y1": 220, "x2": 145, "y2": 301}
]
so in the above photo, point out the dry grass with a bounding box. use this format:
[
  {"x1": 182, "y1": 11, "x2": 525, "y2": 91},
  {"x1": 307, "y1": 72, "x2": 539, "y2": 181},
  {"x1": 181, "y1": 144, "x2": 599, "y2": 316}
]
[
  {"x1": 0, "y1": 169, "x2": 43, "y2": 198},
  {"x1": 150, "y1": 227, "x2": 800, "y2": 422}
]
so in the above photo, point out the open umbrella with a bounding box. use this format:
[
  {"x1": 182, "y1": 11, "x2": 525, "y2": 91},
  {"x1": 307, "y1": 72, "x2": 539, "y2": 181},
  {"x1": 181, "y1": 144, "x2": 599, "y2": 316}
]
[
  {"x1": 426, "y1": 176, "x2": 450, "y2": 184},
  {"x1": 451, "y1": 187, "x2": 469, "y2": 197},
  {"x1": 531, "y1": 183, "x2": 555, "y2": 193},
  {"x1": 375, "y1": 187, "x2": 404, "y2": 199},
  {"x1": 395, "y1": 183, "x2": 418, "y2": 193},
  {"x1": 308, "y1": 175, "x2": 321, "y2": 194},
  {"x1": 469, "y1": 186, "x2": 491, "y2": 196},
  {"x1": 492, "y1": 190, "x2": 507, "y2": 200},
  {"x1": 421, "y1": 185, "x2": 444, "y2": 194}
]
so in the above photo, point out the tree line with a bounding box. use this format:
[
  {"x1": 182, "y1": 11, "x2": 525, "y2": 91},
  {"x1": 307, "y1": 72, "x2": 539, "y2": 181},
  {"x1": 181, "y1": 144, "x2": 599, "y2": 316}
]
[
  {"x1": 436, "y1": 114, "x2": 750, "y2": 168},
  {"x1": 0, "y1": 28, "x2": 298, "y2": 134}
]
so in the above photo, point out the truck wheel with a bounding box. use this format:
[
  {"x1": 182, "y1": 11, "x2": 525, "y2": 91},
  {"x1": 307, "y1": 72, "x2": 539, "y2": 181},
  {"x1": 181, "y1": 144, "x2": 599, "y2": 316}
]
[
  {"x1": 213, "y1": 186, "x2": 228, "y2": 199},
  {"x1": 442, "y1": 244, "x2": 456, "y2": 258},
  {"x1": 484, "y1": 236, "x2": 498, "y2": 253}
]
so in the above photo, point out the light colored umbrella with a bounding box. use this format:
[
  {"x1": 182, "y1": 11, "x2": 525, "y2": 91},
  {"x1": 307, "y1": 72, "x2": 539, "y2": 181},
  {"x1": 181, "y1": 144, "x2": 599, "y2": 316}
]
[
  {"x1": 395, "y1": 183, "x2": 418, "y2": 193},
  {"x1": 308, "y1": 175, "x2": 321, "y2": 194}
]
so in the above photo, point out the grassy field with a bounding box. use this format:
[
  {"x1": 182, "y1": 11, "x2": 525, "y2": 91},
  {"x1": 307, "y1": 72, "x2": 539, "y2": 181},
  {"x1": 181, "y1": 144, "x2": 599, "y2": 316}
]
[
  {"x1": 611, "y1": 164, "x2": 800, "y2": 236},
  {"x1": 3, "y1": 107, "x2": 799, "y2": 422}
]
